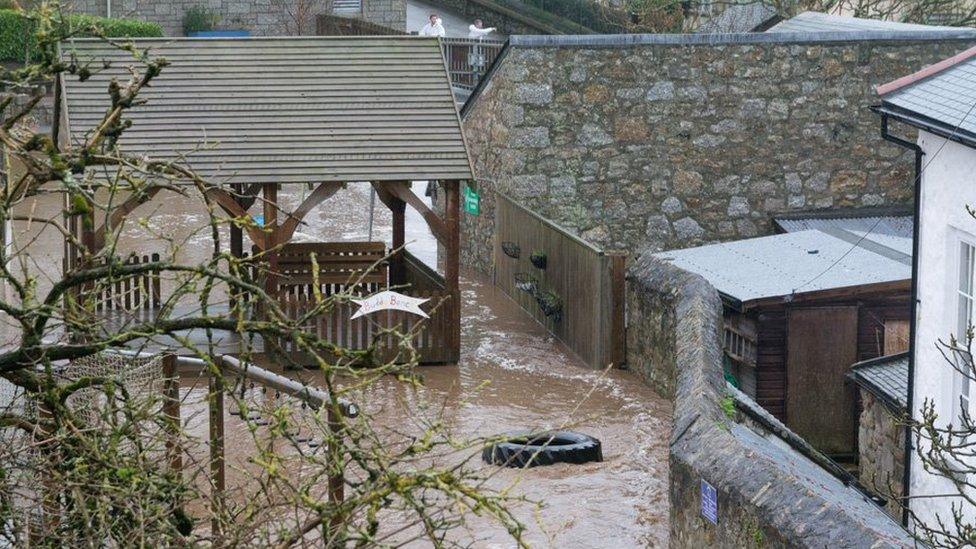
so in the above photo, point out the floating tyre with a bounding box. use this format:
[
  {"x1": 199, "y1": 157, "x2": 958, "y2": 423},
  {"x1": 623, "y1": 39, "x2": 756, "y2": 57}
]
[
  {"x1": 535, "y1": 290, "x2": 563, "y2": 321},
  {"x1": 501, "y1": 241, "x2": 521, "y2": 259},
  {"x1": 483, "y1": 431, "x2": 603, "y2": 468},
  {"x1": 513, "y1": 272, "x2": 537, "y2": 294}
]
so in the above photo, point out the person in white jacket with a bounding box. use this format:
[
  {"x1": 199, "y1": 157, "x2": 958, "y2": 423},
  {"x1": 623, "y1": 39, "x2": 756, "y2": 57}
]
[
  {"x1": 468, "y1": 19, "x2": 496, "y2": 39},
  {"x1": 419, "y1": 14, "x2": 445, "y2": 37}
]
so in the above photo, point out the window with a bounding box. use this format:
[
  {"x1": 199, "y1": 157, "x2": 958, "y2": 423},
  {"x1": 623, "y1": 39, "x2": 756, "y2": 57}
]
[
  {"x1": 955, "y1": 241, "x2": 975, "y2": 419},
  {"x1": 333, "y1": 0, "x2": 362, "y2": 13}
]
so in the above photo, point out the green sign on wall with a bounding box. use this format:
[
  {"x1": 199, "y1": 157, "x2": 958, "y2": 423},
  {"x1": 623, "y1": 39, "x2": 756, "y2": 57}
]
[{"x1": 463, "y1": 184, "x2": 480, "y2": 215}]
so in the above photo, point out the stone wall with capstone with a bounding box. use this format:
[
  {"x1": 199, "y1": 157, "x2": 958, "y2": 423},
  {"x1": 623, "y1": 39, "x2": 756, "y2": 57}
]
[
  {"x1": 627, "y1": 253, "x2": 914, "y2": 546},
  {"x1": 460, "y1": 32, "x2": 976, "y2": 277},
  {"x1": 67, "y1": 0, "x2": 406, "y2": 36}
]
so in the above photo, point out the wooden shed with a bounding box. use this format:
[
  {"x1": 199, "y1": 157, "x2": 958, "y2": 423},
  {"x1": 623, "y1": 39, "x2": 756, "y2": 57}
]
[
  {"x1": 655, "y1": 220, "x2": 911, "y2": 458},
  {"x1": 57, "y1": 36, "x2": 472, "y2": 363}
]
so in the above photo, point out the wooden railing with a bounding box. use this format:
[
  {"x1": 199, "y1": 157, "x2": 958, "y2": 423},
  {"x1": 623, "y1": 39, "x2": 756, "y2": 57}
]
[
  {"x1": 440, "y1": 38, "x2": 506, "y2": 90},
  {"x1": 493, "y1": 193, "x2": 626, "y2": 369}
]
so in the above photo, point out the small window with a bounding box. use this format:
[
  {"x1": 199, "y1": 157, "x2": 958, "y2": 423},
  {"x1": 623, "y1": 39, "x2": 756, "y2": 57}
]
[{"x1": 333, "y1": 0, "x2": 362, "y2": 13}]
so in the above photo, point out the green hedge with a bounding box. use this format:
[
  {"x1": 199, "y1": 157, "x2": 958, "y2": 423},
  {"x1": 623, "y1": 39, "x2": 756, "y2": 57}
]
[{"x1": 0, "y1": 9, "x2": 163, "y2": 62}]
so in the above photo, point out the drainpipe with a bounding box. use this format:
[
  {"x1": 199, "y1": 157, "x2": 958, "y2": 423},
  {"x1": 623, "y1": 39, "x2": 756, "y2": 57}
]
[
  {"x1": 106, "y1": 0, "x2": 111, "y2": 18},
  {"x1": 879, "y1": 112, "x2": 923, "y2": 528}
]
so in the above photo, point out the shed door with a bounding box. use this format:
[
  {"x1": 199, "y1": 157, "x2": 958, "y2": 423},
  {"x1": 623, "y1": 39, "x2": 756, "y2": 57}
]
[{"x1": 786, "y1": 306, "x2": 858, "y2": 455}]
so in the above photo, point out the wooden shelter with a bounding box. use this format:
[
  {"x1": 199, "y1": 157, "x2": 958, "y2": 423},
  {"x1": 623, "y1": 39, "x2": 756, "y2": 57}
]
[
  {"x1": 57, "y1": 37, "x2": 472, "y2": 363},
  {"x1": 655, "y1": 224, "x2": 911, "y2": 459}
]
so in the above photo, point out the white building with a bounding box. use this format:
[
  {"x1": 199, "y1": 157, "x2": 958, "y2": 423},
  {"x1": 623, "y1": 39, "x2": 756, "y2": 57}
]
[{"x1": 875, "y1": 45, "x2": 976, "y2": 532}]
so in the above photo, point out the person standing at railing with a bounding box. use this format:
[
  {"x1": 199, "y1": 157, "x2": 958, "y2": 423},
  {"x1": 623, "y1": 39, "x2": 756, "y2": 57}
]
[
  {"x1": 467, "y1": 19, "x2": 497, "y2": 39},
  {"x1": 419, "y1": 13, "x2": 445, "y2": 37},
  {"x1": 467, "y1": 19, "x2": 496, "y2": 86}
]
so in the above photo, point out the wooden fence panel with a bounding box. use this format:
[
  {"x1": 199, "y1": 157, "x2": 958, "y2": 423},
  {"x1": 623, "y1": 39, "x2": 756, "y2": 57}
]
[{"x1": 493, "y1": 194, "x2": 626, "y2": 369}]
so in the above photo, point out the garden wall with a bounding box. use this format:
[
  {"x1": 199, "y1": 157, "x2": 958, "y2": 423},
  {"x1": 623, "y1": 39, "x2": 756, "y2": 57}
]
[
  {"x1": 460, "y1": 31, "x2": 976, "y2": 276},
  {"x1": 68, "y1": 0, "x2": 406, "y2": 36},
  {"x1": 627, "y1": 254, "x2": 914, "y2": 547}
]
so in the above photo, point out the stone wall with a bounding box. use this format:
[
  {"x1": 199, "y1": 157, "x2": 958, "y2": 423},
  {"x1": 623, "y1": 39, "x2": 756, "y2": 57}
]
[
  {"x1": 461, "y1": 31, "x2": 976, "y2": 266},
  {"x1": 858, "y1": 389, "x2": 906, "y2": 518},
  {"x1": 628, "y1": 253, "x2": 914, "y2": 546},
  {"x1": 68, "y1": 0, "x2": 406, "y2": 36}
]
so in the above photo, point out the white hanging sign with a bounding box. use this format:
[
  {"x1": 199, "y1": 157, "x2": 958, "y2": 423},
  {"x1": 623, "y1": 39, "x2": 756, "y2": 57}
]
[{"x1": 350, "y1": 291, "x2": 430, "y2": 320}]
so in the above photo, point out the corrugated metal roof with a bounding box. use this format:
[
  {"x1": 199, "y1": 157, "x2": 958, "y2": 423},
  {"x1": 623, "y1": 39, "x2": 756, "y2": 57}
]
[
  {"x1": 768, "y1": 11, "x2": 959, "y2": 33},
  {"x1": 880, "y1": 53, "x2": 976, "y2": 140},
  {"x1": 59, "y1": 37, "x2": 473, "y2": 184},
  {"x1": 653, "y1": 230, "x2": 911, "y2": 304},
  {"x1": 849, "y1": 352, "x2": 909, "y2": 409},
  {"x1": 775, "y1": 214, "x2": 913, "y2": 239}
]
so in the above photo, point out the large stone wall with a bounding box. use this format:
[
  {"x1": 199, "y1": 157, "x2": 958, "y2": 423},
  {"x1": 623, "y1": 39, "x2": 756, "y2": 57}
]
[
  {"x1": 628, "y1": 254, "x2": 914, "y2": 546},
  {"x1": 858, "y1": 389, "x2": 906, "y2": 518},
  {"x1": 68, "y1": 0, "x2": 406, "y2": 36},
  {"x1": 461, "y1": 31, "x2": 976, "y2": 267}
]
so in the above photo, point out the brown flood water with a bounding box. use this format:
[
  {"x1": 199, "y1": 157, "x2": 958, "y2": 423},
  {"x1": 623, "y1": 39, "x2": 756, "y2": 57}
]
[{"x1": 8, "y1": 184, "x2": 672, "y2": 547}]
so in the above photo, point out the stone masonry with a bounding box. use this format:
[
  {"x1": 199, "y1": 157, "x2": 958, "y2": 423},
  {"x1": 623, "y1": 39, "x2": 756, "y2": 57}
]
[
  {"x1": 628, "y1": 254, "x2": 913, "y2": 546},
  {"x1": 461, "y1": 32, "x2": 976, "y2": 274},
  {"x1": 68, "y1": 0, "x2": 406, "y2": 36},
  {"x1": 858, "y1": 389, "x2": 906, "y2": 518}
]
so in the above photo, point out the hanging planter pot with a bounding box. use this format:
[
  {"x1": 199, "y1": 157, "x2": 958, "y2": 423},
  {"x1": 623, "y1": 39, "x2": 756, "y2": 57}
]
[
  {"x1": 530, "y1": 251, "x2": 547, "y2": 270},
  {"x1": 502, "y1": 241, "x2": 521, "y2": 259},
  {"x1": 535, "y1": 290, "x2": 562, "y2": 322},
  {"x1": 514, "y1": 272, "x2": 538, "y2": 294}
]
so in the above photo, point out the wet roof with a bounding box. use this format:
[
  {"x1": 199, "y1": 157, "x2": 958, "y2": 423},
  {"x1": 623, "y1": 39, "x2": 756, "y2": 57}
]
[
  {"x1": 59, "y1": 37, "x2": 473, "y2": 184},
  {"x1": 876, "y1": 46, "x2": 976, "y2": 145},
  {"x1": 849, "y1": 353, "x2": 909, "y2": 410},
  {"x1": 653, "y1": 230, "x2": 911, "y2": 305},
  {"x1": 768, "y1": 11, "x2": 959, "y2": 33}
]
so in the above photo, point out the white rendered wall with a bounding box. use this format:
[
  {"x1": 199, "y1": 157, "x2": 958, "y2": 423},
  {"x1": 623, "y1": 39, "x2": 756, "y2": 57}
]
[{"x1": 911, "y1": 130, "x2": 976, "y2": 530}]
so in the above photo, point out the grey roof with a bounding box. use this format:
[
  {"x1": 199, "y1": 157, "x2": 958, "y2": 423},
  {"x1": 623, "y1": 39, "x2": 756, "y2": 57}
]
[
  {"x1": 59, "y1": 37, "x2": 473, "y2": 184},
  {"x1": 653, "y1": 229, "x2": 911, "y2": 305},
  {"x1": 775, "y1": 213, "x2": 913, "y2": 240},
  {"x1": 880, "y1": 50, "x2": 976, "y2": 142},
  {"x1": 768, "y1": 11, "x2": 959, "y2": 33},
  {"x1": 849, "y1": 353, "x2": 909, "y2": 409},
  {"x1": 697, "y1": 3, "x2": 779, "y2": 33}
]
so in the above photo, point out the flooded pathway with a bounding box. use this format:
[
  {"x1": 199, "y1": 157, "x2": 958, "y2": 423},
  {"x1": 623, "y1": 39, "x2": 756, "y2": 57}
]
[{"x1": 8, "y1": 183, "x2": 672, "y2": 547}]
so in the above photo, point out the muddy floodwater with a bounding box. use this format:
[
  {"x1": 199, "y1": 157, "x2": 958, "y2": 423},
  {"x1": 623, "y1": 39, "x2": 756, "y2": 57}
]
[{"x1": 8, "y1": 183, "x2": 672, "y2": 547}]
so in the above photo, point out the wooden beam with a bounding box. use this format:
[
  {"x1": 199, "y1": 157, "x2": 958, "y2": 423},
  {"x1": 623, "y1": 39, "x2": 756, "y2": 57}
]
[
  {"x1": 92, "y1": 186, "x2": 163, "y2": 251},
  {"x1": 391, "y1": 195, "x2": 406, "y2": 285},
  {"x1": 276, "y1": 182, "x2": 343, "y2": 245},
  {"x1": 382, "y1": 182, "x2": 448, "y2": 245},
  {"x1": 204, "y1": 187, "x2": 267, "y2": 247}
]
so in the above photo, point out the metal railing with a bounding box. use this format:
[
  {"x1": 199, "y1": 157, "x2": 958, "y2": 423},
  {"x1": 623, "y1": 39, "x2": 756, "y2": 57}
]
[{"x1": 440, "y1": 38, "x2": 506, "y2": 91}]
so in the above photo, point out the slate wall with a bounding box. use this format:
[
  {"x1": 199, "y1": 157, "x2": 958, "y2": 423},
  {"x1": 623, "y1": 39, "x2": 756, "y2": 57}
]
[
  {"x1": 69, "y1": 0, "x2": 406, "y2": 36},
  {"x1": 628, "y1": 254, "x2": 914, "y2": 547},
  {"x1": 461, "y1": 31, "x2": 976, "y2": 273}
]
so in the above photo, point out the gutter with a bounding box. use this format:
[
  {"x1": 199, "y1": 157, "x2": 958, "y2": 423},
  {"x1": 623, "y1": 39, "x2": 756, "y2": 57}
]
[{"x1": 875, "y1": 110, "x2": 923, "y2": 528}]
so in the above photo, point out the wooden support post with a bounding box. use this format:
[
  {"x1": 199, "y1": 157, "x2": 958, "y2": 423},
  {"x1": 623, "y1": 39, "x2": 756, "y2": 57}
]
[
  {"x1": 326, "y1": 405, "x2": 345, "y2": 544},
  {"x1": 444, "y1": 181, "x2": 461, "y2": 361},
  {"x1": 162, "y1": 355, "x2": 182, "y2": 472},
  {"x1": 263, "y1": 183, "x2": 279, "y2": 297},
  {"x1": 391, "y1": 194, "x2": 406, "y2": 287},
  {"x1": 609, "y1": 253, "x2": 627, "y2": 369},
  {"x1": 209, "y1": 367, "x2": 225, "y2": 541},
  {"x1": 230, "y1": 183, "x2": 244, "y2": 260}
]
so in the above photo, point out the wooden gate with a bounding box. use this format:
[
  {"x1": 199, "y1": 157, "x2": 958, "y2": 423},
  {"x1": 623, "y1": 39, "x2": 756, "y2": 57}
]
[
  {"x1": 493, "y1": 194, "x2": 626, "y2": 369},
  {"x1": 264, "y1": 242, "x2": 456, "y2": 365}
]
